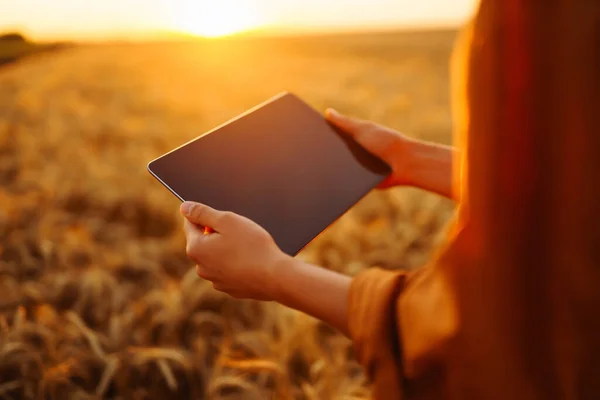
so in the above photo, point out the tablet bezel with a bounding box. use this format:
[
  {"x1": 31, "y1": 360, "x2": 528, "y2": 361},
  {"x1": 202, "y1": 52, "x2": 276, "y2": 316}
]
[{"x1": 147, "y1": 92, "x2": 391, "y2": 256}]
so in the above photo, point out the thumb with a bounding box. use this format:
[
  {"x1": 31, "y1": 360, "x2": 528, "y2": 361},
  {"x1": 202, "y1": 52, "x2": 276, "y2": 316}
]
[
  {"x1": 325, "y1": 108, "x2": 371, "y2": 138},
  {"x1": 180, "y1": 201, "x2": 223, "y2": 231},
  {"x1": 325, "y1": 108, "x2": 400, "y2": 164}
]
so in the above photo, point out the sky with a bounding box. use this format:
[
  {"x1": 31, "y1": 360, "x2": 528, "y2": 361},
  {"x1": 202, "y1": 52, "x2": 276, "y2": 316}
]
[{"x1": 0, "y1": 0, "x2": 479, "y2": 41}]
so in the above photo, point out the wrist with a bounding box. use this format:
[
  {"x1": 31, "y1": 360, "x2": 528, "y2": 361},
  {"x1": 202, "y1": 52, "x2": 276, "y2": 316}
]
[
  {"x1": 397, "y1": 137, "x2": 422, "y2": 187},
  {"x1": 400, "y1": 138, "x2": 457, "y2": 199},
  {"x1": 264, "y1": 252, "x2": 294, "y2": 302}
]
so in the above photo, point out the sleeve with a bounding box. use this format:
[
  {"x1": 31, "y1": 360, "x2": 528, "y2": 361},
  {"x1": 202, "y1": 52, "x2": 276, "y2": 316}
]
[{"x1": 348, "y1": 267, "x2": 408, "y2": 399}]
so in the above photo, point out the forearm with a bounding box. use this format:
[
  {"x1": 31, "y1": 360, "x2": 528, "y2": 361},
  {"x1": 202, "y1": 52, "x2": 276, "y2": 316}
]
[
  {"x1": 268, "y1": 256, "x2": 352, "y2": 337},
  {"x1": 404, "y1": 138, "x2": 459, "y2": 200}
]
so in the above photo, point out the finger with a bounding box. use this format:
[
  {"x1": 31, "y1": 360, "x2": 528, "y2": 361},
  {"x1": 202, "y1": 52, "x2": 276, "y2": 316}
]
[
  {"x1": 325, "y1": 108, "x2": 371, "y2": 137},
  {"x1": 326, "y1": 109, "x2": 399, "y2": 162},
  {"x1": 180, "y1": 201, "x2": 225, "y2": 231},
  {"x1": 196, "y1": 264, "x2": 213, "y2": 280},
  {"x1": 212, "y1": 282, "x2": 233, "y2": 295},
  {"x1": 183, "y1": 218, "x2": 205, "y2": 239},
  {"x1": 212, "y1": 282, "x2": 225, "y2": 292},
  {"x1": 184, "y1": 220, "x2": 214, "y2": 261},
  {"x1": 184, "y1": 217, "x2": 214, "y2": 237}
]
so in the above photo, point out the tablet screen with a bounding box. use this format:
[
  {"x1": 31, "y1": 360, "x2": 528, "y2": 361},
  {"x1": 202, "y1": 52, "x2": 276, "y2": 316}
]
[{"x1": 148, "y1": 92, "x2": 390, "y2": 256}]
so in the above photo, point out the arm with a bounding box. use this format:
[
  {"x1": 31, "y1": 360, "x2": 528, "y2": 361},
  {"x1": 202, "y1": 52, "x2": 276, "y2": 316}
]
[
  {"x1": 179, "y1": 202, "x2": 404, "y2": 341},
  {"x1": 403, "y1": 138, "x2": 458, "y2": 200},
  {"x1": 326, "y1": 109, "x2": 459, "y2": 201},
  {"x1": 182, "y1": 201, "x2": 409, "y2": 396},
  {"x1": 269, "y1": 252, "x2": 408, "y2": 398},
  {"x1": 268, "y1": 256, "x2": 352, "y2": 337}
]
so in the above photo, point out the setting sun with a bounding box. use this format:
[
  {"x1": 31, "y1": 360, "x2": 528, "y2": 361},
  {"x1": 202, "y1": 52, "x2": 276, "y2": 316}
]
[
  {"x1": 1, "y1": 0, "x2": 478, "y2": 41},
  {"x1": 172, "y1": 0, "x2": 265, "y2": 38}
]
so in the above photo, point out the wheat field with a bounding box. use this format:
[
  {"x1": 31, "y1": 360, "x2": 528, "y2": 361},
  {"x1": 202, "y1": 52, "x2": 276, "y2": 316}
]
[{"x1": 0, "y1": 30, "x2": 457, "y2": 399}]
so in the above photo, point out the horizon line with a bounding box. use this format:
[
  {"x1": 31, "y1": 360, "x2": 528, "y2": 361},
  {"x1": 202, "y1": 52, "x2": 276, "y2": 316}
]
[{"x1": 11, "y1": 20, "x2": 465, "y2": 43}]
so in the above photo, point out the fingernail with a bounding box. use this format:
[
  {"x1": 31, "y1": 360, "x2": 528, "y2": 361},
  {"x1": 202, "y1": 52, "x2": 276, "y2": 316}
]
[
  {"x1": 180, "y1": 201, "x2": 195, "y2": 216},
  {"x1": 326, "y1": 108, "x2": 338, "y2": 118}
]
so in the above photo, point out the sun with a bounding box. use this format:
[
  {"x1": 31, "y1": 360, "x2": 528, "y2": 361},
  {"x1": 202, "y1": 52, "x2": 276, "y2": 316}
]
[{"x1": 172, "y1": 0, "x2": 264, "y2": 38}]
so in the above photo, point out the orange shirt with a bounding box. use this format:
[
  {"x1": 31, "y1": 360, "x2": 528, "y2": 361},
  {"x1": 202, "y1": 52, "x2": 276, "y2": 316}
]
[{"x1": 347, "y1": 2, "x2": 600, "y2": 399}]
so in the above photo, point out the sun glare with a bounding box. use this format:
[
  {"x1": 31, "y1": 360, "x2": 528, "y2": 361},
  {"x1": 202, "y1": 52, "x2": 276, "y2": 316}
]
[{"x1": 172, "y1": 0, "x2": 264, "y2": 38}]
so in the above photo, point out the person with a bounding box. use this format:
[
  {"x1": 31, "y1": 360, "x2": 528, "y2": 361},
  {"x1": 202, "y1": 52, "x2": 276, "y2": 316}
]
[{"x1": 179, "y1": 1, "x2": 600, "y2": 398}]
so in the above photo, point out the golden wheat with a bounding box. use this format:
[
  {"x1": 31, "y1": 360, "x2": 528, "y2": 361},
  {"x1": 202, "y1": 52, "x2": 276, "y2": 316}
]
[{"x1": 0, "y1": 30, "x2": 456, "y2": 399}]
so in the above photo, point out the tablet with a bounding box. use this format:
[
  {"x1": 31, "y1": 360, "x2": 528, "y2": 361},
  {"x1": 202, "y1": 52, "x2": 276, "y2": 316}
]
[{"x1": 147, "y1": 92, "x2": 391, "y2": 256}]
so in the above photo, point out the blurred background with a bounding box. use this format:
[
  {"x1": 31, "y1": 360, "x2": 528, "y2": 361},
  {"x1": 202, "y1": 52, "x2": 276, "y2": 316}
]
[{"x1": 0, "y1": 1, "x2": 476, "y2": 398}]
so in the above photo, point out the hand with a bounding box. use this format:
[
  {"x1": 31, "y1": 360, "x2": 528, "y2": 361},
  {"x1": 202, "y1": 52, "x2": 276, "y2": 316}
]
[
  {"x1": 180, "y1": 201, "x2": 288, "y2": 301},
  {"x1": 325, "y1": 108, "x2": 415, "y2": 188}
]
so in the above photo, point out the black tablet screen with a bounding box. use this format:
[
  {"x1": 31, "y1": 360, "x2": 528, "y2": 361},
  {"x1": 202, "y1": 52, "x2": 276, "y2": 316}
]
[{"x1": 148, "y1": 92, "x2": 391, "y2": 256}]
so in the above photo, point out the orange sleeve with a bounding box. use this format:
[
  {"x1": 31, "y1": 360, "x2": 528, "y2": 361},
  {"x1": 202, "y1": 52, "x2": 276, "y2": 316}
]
[{"x1": 348, "y1": 267, "x2": 408, "y2": 399}]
